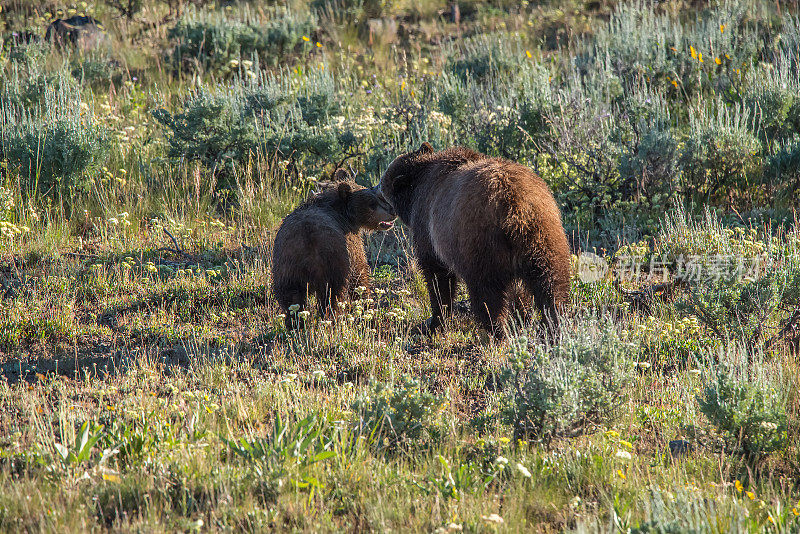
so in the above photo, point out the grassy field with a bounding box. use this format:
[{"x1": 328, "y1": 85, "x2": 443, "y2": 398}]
[{"x1": 1, "y1": 0, "x2": 800, "y2": 531}]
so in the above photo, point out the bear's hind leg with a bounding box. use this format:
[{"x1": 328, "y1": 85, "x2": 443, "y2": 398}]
[
  {"x1": 277, "y1": 283, "x2": 308, "y2": 330},
  {"x1": 522, "y1": 267, "x2": 561, "y2": 342},
  {"x1": 317, "y1": 263, "x2": 350, "y2": 318},
  {"x1": 465, "y1": 274, "x2": 511, "y2": 339}
]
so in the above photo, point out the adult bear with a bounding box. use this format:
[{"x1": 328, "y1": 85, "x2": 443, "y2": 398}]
[{"x1": 379, "y1": 143, "x2": 570, "y2": 339}]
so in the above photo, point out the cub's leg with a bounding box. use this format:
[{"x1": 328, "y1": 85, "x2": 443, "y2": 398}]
[
  {"x1": 316, "y1": 264, "x2": 350, "y2": 318},
  {"x1": 347, "y1": 243, "x2": 372, "y2": 299}
]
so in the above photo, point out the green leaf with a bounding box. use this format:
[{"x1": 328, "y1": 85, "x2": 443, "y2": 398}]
[{"x1": 312, "y1": 451, "x2": 336, "y2": 462}]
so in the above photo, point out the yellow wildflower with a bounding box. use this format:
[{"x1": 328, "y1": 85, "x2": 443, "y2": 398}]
[
  {"x1": 715, "y1": 57, "x2": 721, "y2": 65},
  {"x1": 525, "y1": 50, "x2": 532, "y2": 58},
  {"x1": 720, "y1": 24, "x2": 725, "y2": 33},
  {"x1": 690, "y1": 45, "x2": 697, "y2": 59},
  {"x1": 302, "y1": 35, "x2": 310, "y2": 42}
]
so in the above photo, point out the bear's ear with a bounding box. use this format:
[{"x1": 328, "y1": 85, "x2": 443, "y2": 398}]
[
  {"x1": 418, "y1": 142, "x2": 434, "y2": 155},
  {"x1": 337, "y1": 182, "x2": 352, "y2": 201},
  {"x1": 332, "y1": 168, "x2": 350, "y2": 182}
]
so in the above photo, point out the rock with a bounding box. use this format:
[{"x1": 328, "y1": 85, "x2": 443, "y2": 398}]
[
  {"x1": 669, "y1": 439, "x2": 693, "y2": 457},
  {"x1": 45, "y1": 16, "x2": 109, "y2": 52},
  {"x1": 162, "y1": 345, "x2": 190, "y2": 369}
]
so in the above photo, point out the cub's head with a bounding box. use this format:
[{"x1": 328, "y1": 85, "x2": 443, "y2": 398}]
[
  {"x1": 330, "y1": 169, "x2": 396, "y2": 231},
  {"x1": 378, "y1": 142, "x2": 434, "y2": 221}
]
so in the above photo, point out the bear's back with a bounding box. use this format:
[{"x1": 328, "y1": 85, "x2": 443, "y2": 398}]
[
  {"x1": 422, "y1": 155, "x2": 565, "y2": 269},
  {"x1": 424, "y1": 156, "x2": 558, "y2": 230},
  {"x1": 272, "y1": 201, "x2": 352, "y2": 279}
]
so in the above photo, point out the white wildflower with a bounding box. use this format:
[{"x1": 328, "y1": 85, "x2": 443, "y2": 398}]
[
  {"x1": 481, "y1": 514, "x2": 503, "y2": 525},
  {"x1": 615, "y1": 449, "x2": 632, "y2": 460},
  {"x1": 515, "y1": 462, "x2": 531, "y2": 477}
]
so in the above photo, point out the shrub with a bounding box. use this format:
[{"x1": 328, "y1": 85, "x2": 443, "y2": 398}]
[
  {"x1": 507, "y1": 315, "x2": 636, "y2": 443},
  {"x1": 625, "y1": 487, "x2": 749, "y2": 533},
  {"x1": 698, "y1": 347, "x2": 789, "y2": 458},
  {"x1": 743, "y1": 78, "x2": 795, "y2": 142},
  {"x1": 168, "y1": 8, "x2": 316, "y2": 73},
  {"x1": 658, "y1": 209, "x2": 800, "y2": 348},
  {"x1": 311, "y1": 0, "x2": 395, "y2": 21},
  {"x1": 538, "y1": 91, "x2": 627, "y2": 231},
  {"x1": 685, "y1": 264, "x2": 800, "y2": 348},
  {"x1": 153, "y1": 70, "x2": 365, "y2": 183},
  {"x1": 0, "y1": 71, "x2": 79, "y2": 111},
  {"x1": 0, "y1": 77, "x2": 109, "y2": 205},
  {"x1": 764, "y1": 136, "x2": 800, "y2": 207},
  {"x1": 679, "y1": 102, "x2": 762, "y2": 208},
  {"x1": 153, "y1": 89, "x2": 259, "y2": 168},
  {"x1": 6, "y1": 40, "x2": 51, "y2": 68},
  {"x1": 445, "y1": 33, "x2": 524, "y2": 84},
  {"x1": 351, "y1": 376, "x2": 448, "y2": 449},
  {"x1": 71, "y1": 54, "x2": 123, "y2": 88},
  {"x1": 583, "y1": 1, "x2": 765, "y2": 97},
  {"x1": 616, "y1": 82, "x2": 681, "y2": 224}
]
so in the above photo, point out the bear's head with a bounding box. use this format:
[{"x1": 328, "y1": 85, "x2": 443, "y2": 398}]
[
  {"x1": 378, "y1": 142, "x2": 434, "y2": 221},
  {"x1": 330, "y1": 169, "x2": 396, "y2": 231}
]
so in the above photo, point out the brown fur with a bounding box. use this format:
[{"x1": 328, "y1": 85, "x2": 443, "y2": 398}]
[
  {"x1": 379, "y1": 143, "x2": 570, "y2": 338},
  {"x1": 272, "y1": 173, "x2": 395, "y2": 328}
]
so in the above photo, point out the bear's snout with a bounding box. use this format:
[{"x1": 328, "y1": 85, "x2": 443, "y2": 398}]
[{"x1": 370, "y1": 185, "x2": 397, "y2": 230}]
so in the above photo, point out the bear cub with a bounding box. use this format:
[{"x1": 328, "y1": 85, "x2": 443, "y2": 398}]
[
  {"x1": 272, "y1": 170, "x2": 396, "y2": 328},
  {"x1": 379, "y1": 143, "x2": 570, "y2": 339}
]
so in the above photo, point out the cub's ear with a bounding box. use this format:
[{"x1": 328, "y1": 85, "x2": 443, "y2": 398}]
[
  {"x1": 337, "y1": 182, "x2": 352, "y2": 200},
  {"x1": 333, "y1": 168, "x2": 350, "y2": 181},
  {"x1": 418, "y1": 142, "x2": 434, "y2": 154}
]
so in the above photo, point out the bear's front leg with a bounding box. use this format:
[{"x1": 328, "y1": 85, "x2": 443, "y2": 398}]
[{"x1": 416, "y1": 255, "x2": 459, "y2": 335}]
